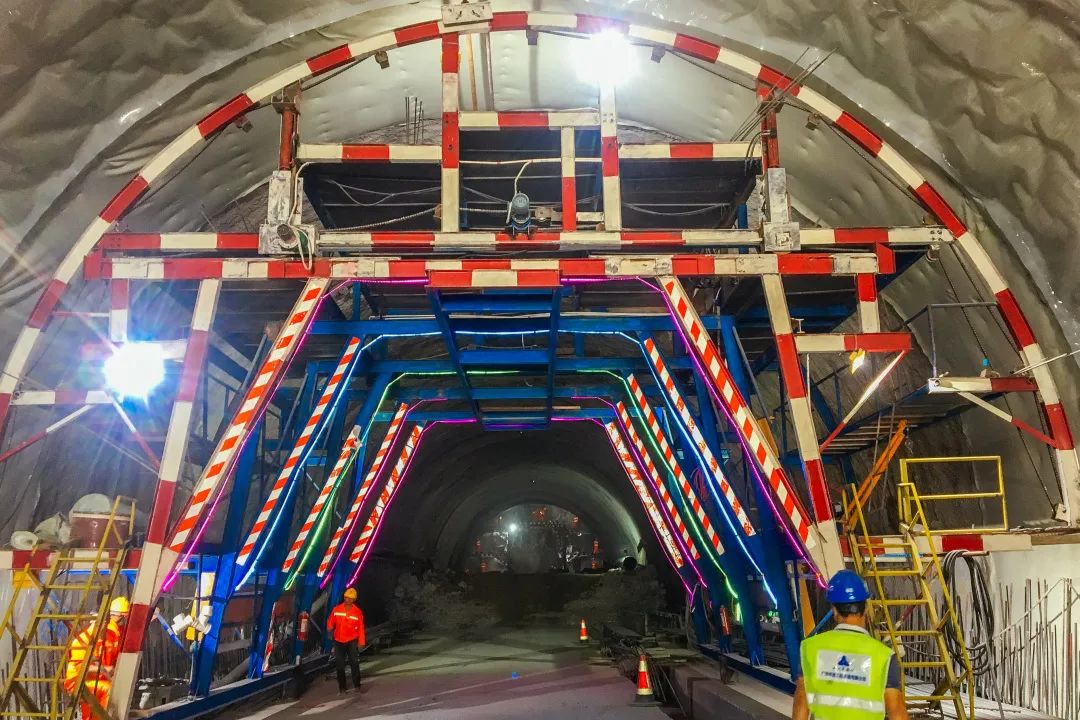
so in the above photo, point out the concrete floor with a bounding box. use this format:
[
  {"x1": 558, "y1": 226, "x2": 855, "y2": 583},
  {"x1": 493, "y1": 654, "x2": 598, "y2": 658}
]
[{"x1": 223, "y1": 627, "x2": 674, "y2": 720}]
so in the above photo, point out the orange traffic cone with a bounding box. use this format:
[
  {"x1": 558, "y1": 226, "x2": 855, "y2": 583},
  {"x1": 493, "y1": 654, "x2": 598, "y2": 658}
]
[
  {"x1": 579, "y1": 618, "x2": 589, "y2": 643},
  {"x1": 632, "y1": 653, "x2": 660, "y2": 706}
]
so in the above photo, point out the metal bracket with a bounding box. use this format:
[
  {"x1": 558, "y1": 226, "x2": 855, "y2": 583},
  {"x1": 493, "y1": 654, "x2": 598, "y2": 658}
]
[
  {"x1": 259, "y1": 223, "x2": 317, "y2": 256},
  {"x1": 762, "y1": 221, "x2": 800, "y2": 252},
  {"x1": 441, "y1": 0, "x2": 493, "y2": 25}
]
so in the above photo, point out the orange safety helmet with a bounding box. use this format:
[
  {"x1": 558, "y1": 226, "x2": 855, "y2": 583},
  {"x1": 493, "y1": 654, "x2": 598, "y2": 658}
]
[{"x1": 343, "y1": 587, "x2": 358, "y2": 600}]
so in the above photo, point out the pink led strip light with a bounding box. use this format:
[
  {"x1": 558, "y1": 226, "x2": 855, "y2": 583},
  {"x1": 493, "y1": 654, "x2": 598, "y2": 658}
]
[
  {"x1": 281, "y1": 425, "x2": 362, "y2": 574},
  {"x1": 625, "y1": 374, "x2": 725, "y2": 557},
  {"x1": 602, "y1": 421, "x2": 684, "y2": 570},
  {"x1": 317, "y1": 402, "x2": 409, "y2": 579},
  {"x1": 166, "y1": 279, "x2": 327, "y2": 566},
  {"x1": 614, "y1": 401, "x2": 700, "y2": 561},
  {"x1": 347, "y1": 423, "x2": 425, "y2": 572},
  {"x1": 236, "y1": 336, "x2": 361, "y2": 568}
]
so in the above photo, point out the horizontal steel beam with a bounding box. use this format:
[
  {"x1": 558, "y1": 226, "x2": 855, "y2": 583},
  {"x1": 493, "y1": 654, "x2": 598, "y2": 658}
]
[
  {"x1": 96, "y1": 227, "x2": 947, "y2": 254},
  {"x1": 85, "y1": 252, "x2": 879, "y2": 282}
]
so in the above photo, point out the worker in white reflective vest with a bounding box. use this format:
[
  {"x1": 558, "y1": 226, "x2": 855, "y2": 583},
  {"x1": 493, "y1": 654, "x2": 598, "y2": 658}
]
[{"x1": 793, "y1": 570, "x2": 908, "y2": 720}]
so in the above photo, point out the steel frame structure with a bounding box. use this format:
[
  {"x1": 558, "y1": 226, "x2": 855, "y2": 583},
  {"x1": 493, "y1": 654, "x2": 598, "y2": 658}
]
[{"x1": 0, "y1": 11, "x2": 1076, "y2": 720}]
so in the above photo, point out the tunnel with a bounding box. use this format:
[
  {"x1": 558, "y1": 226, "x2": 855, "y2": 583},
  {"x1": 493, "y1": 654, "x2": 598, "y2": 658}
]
[{"x1": 1, "y1": 4, "x2": 1079, "y2": 720}]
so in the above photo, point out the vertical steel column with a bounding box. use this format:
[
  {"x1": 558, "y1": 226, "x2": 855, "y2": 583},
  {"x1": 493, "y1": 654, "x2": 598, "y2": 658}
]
[
  {"x1": 191, "y1": 419, "x2": 262, "y2": 696},
  {"x1": 109, "y1": 280, "x2": 129, "y2": 343},
  {"x1": 761, "y1": 274, "x2": 844, "y2": 576},
  {"x1": 560, "y1": 127, "x2": 577, "y2": 231},
  {"x1": 441, "y1": 34, "x2": 461, "y2": 232},
  {"x1": 114, "y1": 279, "x2": 220, "y2": 720},
  {"x1": 598, "y1": 80, "x2": 621, "y2": 230},
  {"x1": 856, "y1": 275, "x2": 881, "y2": 333},
  {"x1": 718, "y1": 317, "x2": 804, "y2": 673},
  {"x1": 277, "y1": 94, "x2": 298, "y2": 172}
]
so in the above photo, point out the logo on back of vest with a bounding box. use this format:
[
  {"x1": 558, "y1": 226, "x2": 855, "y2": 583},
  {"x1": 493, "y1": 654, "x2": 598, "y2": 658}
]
[{"x1": 816, "y1": 650, "x2": 872, "y2": 685}]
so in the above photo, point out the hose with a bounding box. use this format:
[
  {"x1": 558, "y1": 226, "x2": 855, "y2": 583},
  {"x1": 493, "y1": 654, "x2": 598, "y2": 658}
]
[{"x1": 940, "y1": 550, "x2": 995, "y2": 676}]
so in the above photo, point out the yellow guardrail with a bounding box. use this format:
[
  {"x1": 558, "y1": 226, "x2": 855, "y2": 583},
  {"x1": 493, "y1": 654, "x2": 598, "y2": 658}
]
[{"x1": 898, "y1": 455, "x2": 1006, "y2": 535}]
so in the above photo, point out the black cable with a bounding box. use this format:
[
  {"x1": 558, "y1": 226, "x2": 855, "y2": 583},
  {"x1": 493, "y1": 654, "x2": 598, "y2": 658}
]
[{"x1": 940, "y1": 551, "x2": 996, "y2": 681}]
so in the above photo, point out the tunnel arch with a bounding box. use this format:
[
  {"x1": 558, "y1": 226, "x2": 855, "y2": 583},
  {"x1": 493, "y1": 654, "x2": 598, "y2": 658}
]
[
  {"x1": 2, "y1": 10, "x2": 1075, "y2": 525},
  {"x1": 369, "y1": 424, "x2": 660, "y2": 574},
  {"x1": 0, "y1": 14, "x2": 1077, "y2": 714}
]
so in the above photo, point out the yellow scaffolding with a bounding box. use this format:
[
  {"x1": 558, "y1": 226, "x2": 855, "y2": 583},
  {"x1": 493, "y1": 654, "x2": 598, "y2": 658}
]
[
  {"x1": 0, "y1": 497, "x2": 135, "y2": 720},
  {"x1": 843, "y1": 457, "x2": 987, "y2": 720},
  {"x1": 899, "y1": 456, "x2": 1007, "y2": 535}
]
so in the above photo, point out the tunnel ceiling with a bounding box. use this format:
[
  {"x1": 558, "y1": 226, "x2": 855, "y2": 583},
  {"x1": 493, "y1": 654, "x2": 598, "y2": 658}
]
[{"x1": 0, "y1": 0, "x2": 1077, "y2": 535}]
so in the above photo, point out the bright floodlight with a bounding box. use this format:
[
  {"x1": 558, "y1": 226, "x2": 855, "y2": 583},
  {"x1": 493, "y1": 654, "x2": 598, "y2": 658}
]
[
  {"x1": 508, "y1": 523, "x2": 520, "y2": 534},
  {"x1": 576, "y1": 31, "x2": 638, "y2": 87},
  {"x1": 848, "y1": 349, "x2": 867, "y2": 374},
  {"x1": 104, "y1": 343, "x2": 166, "y2": 398}
]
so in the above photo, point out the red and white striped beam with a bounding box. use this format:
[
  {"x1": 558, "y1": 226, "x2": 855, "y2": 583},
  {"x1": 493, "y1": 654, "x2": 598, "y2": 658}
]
[
  {"x1": 236, "y1": 336, "x2": 363, "y2": 570},
  {"x1": 348, "y1": 423, "x2": 425, "y2": 569},
  {"x1": 625, "y1": 374, "x2": 725, "y2": 559},
  {"x1": 99, "y1": 233, "x2": 260, "y2": 252},
  {"x1": 760, "y1": 273, "x2": 842, "y2": 574},
  {"x1": 97, "y1": 228, "x2": 947, "y2": 254},
  {"x1": 165, "y1": 279, "x2": 327, "y2": 569},
  {"x1": 442, "y1": 34, "x2": 460, "y2": 233},
  {"x1": 281, "y1": 425, "x2": 362, "y2": 574},
  {"x1": 598, "y1": 78, "x2": 621, "y2": 231},
  {"x1": 113, "y1": 279, "x2": 220, "y2": 718},
  {"x1": 927, "y1": 376, "x2": 1039, "y2": 394},
  {"x1": 0, "y1": 548, "x2": 141, "y2": 572},
  {"x1": 110, "y1": 280, "x2": 129, "y2": 343},
  {"x1": 11, "y1": 390, "x2": 113, "y2": 406},
  {"x1": 0, "y1": 405, "x2": 95, "y2": 467},
  {"x1": 656, "y1": 277, "x2": 841, "y2": 577},
  {"x1": 618, "y1": 143, "x2": 760, "y2": 160},
  {"x1": 458, "y1": 110, "x2": 600, "y2": 129},
  {"x1": 799, "y1": 227, "x2": 950, "y2": 247},
  {"x1": 561, "y1": 128, "x2": 577, "y2": 232},
  {"x1": 296, "y1": 143, "x2": 441, "y2": 163},
  {"x1": 855, "y1": 274, "x2": 880, "y2": 333},
  {"x1": 956, "y1": 391, "x2": 1061, "y2": 449},
  {"x1": 87, "y1": 252, "x2": 880, "y2": 283},
  {"x1": 641, "y1": 340, "x2": 758, "y2": 539},
  {"x1": 319, "y1": 403, "x2": 409, "y2": 579},
  {"x1": 793, "y1": 332, "x2": 911, "y2": 354},
  {"x1": 602, "y1": 421, "x2": 685, "y2": 571},
  {"x1": 614, "y1": 401, "x2": 702, "y2": 562}
]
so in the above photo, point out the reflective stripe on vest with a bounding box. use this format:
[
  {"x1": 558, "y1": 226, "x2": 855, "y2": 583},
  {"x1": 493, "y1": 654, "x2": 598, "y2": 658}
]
[
  {"x1": 801, "y1": 628, "x2": 893, "y2": 720},
  {"x1": 805, "y1": 694, "x2": 885, "y2": 713}
]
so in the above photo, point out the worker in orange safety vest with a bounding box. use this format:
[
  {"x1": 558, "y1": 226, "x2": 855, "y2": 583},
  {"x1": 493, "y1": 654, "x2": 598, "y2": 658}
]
[
  {"x1": 64, "y1": 596, "x2": 129, "y2": 718},
  {"x1": 326, "y1": 587, "x2": 366, "y2": 694}
]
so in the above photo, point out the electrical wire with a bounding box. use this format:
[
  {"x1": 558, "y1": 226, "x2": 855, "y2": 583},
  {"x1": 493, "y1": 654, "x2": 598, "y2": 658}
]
[{"x1": 940, "y1": 550, "x2": 1007, "y2": 718}]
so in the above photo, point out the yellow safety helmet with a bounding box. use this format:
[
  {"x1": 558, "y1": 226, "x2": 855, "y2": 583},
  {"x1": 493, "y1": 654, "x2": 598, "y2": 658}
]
[
  {"x1": 343, "y1": 587, "x2": 358, "y2": 600},
  {"x1": 110, "y1": 596, "x2": 131, "y2": 615}
]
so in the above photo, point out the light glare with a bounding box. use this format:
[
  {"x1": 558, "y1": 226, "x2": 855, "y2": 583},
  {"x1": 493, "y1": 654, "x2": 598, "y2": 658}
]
[
  {"x1": 508, "y1": 523, "x2": 520, "y2": 533},
  {"x1": 104, "y1": 343, "x2": 166, "y2": 398},
  {"x1": 576, "y1": 31, "x2": 638, "y2": 87}
]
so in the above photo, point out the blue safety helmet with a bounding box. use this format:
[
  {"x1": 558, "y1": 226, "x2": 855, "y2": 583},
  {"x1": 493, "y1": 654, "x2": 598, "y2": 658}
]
[{"x1": 826, "y1": 569, "x2": 871, "y2": 604}]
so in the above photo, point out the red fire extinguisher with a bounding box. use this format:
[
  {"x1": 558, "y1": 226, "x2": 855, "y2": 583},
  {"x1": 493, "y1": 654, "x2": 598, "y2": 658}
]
[{"x1": 298, "y1": 611, "x2": 310, "y2": 642}]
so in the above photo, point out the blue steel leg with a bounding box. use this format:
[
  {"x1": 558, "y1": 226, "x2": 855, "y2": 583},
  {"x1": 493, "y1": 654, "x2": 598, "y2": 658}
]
[
  {"x1": 719, "y1": 318, "x2": 803, "y2": 672},
  {"x1": 638, "y1": 333, "x2": 764, "y2": 660},
  {"x1": 327, "y1": 373, "x2": 393, "y2": 653},
  {"x1": 686, "y1": 365, "x2": 766, "y2": 664},
  {"x1": 192, "y1": 419, "x2": 263, "y2": 696}
]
